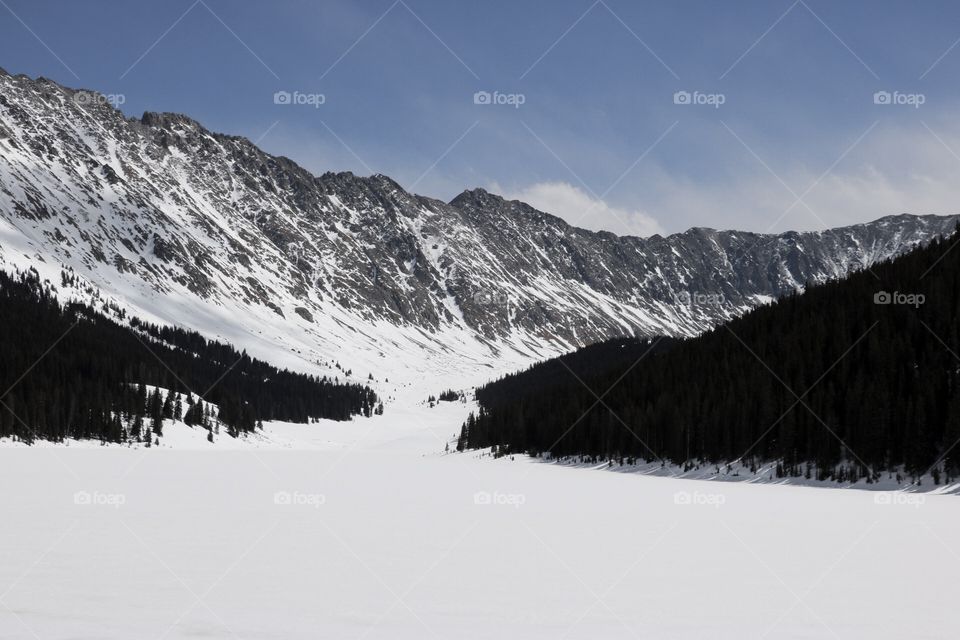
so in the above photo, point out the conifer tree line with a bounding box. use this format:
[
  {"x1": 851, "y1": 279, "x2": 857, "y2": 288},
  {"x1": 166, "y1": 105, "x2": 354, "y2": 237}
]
[
  {"x1": 0, "y1": 269, "x2": 379, "y2": 444},
  {"x1": 460, "y1": 225, "x2": 960, "y2": 484}
]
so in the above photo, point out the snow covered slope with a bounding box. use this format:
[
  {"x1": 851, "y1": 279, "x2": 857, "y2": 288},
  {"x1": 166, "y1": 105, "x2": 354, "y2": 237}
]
[
  {"x1": 2, "y1": 440, "x2": 958, "y2": 639},
  {"x1": 0, "y1": 68, "x2": 956, "y2": 387}
]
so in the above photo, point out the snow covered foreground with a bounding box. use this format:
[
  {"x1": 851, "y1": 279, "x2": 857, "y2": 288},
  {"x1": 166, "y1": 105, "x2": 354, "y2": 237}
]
[{"x1": 1, "y1": 401, "x2": 958, "y2": 639}]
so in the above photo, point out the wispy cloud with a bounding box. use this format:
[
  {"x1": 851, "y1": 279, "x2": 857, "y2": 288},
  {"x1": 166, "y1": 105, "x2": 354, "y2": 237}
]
[
  {"x1": 490, "y1": 180, "x2": 665, "y2": 237},
  {"x1": 494, "y1": 119, "x2": 960, "y2": 236}
]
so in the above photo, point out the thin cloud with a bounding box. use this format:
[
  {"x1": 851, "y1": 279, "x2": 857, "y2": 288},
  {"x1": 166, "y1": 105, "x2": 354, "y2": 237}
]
[
  {"x1": 490, "y1": 181, "x2": 665, "y2": 237},
  {"x1": 493, "y1": 120, "x2": 960, "y2": 237}
]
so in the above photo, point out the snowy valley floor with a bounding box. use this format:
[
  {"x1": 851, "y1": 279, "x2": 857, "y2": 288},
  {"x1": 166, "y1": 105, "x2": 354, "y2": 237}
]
[{"x1": 1, "y1": 401, "x2": 958, "y2": 639}]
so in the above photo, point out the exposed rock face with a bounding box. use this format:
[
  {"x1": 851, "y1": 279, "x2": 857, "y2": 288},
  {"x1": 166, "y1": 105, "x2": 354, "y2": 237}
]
[{"x1": 0, "y1": 70, "x2": 956, "y2": 379}]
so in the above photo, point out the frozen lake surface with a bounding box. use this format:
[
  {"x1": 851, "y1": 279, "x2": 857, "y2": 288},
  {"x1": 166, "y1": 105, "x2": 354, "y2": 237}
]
[{"x1": 1, "y1": 402, "x2": 957, "y2": 639}]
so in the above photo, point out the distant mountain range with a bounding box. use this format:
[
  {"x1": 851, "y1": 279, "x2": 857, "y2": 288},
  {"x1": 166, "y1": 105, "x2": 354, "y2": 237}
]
[
  {"x1": 460, "y1": 227, "x2": 960, "y2": 486},
  {"x1": 0, "y1": 68, "x2": 956, "y2": 384}
]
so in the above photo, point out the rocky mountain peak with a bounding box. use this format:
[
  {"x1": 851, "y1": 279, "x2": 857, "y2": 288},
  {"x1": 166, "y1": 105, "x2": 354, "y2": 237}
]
[
  {"x1": 0, "y1": 68, "x2": 957, "y2": 380},
  {"x1": 140, "y1": 111, "x2": 205, "y2": 131},
  {"x1": 449, "y1": 187, "x2": 499, "y2": 206}
]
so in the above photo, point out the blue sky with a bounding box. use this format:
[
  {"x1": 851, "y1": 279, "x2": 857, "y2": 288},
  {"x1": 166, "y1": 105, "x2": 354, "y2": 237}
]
[{"x1": 2, "y1": 0, "x2": 959, "y2": 235}]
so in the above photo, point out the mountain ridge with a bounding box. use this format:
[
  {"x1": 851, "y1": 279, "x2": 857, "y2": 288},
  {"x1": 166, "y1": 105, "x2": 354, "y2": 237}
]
[
  {"x1": 0, "y1": 69, "x2": 957, "y2": 387},
  {"x1": 460, "y1": 226, "x2": 960, "y2": 484}
]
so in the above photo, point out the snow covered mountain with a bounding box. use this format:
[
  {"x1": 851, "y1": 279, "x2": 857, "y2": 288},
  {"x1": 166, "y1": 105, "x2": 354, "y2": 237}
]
[{"x1": 0, "y1": 68, "x2": 956, "y2": 387}]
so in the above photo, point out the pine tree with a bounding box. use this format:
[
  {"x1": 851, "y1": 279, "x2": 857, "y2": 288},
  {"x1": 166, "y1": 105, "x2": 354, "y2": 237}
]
[
  {"x1": 161, "y1": 391, "x2": 173, "y2": 420},
  {"x1": 149, "y1": 390, "x2": 163, "y2": 437}
]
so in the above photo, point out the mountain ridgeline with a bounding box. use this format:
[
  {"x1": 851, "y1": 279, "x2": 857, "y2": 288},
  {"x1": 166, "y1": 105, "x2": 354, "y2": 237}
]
[
  {"x1": 0, "y1": 269, "x2": 379, "y2": 444},
  {"x1": 460, "y1": 225, "x2": 960, "y2": 483},
  {"x1": 0, "y1": 68, "x2": 957, "y2": 381}
]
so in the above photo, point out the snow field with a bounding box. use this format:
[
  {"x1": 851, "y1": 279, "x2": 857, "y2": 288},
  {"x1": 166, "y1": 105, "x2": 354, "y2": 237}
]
[{"x1": 0, "y1": 400, "x2": 957, "y2": 639}]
